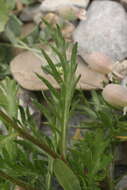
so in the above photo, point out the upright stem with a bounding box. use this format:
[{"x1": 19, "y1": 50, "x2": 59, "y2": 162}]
[
  {"x1": 106, "y1": 163, "x2": 114, "y2": 190},
  {"x1": 61, "y1": 105, "x2": 69, "y2": 159},
  {"x1": 106, "y1": 144, "x2": 115, "y2": 190},
  {"x1": 60, "y1": 77, "x2": 73, "y2": 159},
  {"x1": 46, "y1": 158, "x2": 54, "y2": 190}
]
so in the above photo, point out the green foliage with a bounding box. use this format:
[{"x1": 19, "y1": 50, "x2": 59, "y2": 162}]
[
  {"x1": 5, "y1": 14, "x2": 22, "y2": 44},
  {"x1": 0, "y1": 46, "x2": 11, "y2": 79},
  {"x1": 0, "y1": 1, "x2": 19, "y2": 78},
  {"x1": 70, "y1": 130, "x2": 112, "y2": 190},
  {"x1": 0, "y1": 77, "x2": 19, "y2": 118},
  {"x1": 0, "y1": 0, "x2": 16, "y2": 32},
  {"x1": 78, "y1": 91, "x2": 127, "y2": 139},
  {"x1": 0, "y1": 78, "x2": 19, "y2": 160}
]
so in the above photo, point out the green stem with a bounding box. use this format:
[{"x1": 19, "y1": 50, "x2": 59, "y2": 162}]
[
  {"x1": 106, "y1": 164, "x2": 114, "y2": 190},
  {"x1": 106, "y1": 144, "x2": 115, "y2": 190},
  {"x1": 61, "y1": 79, "x2": 73, "y2": 159},
  {"x1": 0, "y1": 110, "x2": 58, "y2": 160},
  {"x1": 61, "y1": 99, "x2": 69, "y2": 159},
  {"x1": 46, "y1": 158, "x2": 54, "y2": 190},
  {"x1": 0, "y1": 170, "x2": 38, "y2": 190}
]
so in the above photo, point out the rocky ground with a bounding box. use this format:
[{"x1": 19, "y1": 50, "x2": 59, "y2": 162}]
[{"x1": 11, "y1": 0, "x2": 127, "y2": 91}]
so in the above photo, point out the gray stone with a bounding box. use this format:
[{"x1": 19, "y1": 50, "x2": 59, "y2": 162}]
[
  {"x1": 19, "y1": 4, "x2": 41, "y2": 22},
  {"x1": 116, "y1": 175, "x2": 127, "y2": 190},
  {"x1": 40, "y1": 0, "x2": 89, "y2": 12},
  {"x1": 121, "y1": 0, "x2": 127, "y2": 4},
  {"x1": 10, "y1": 50, "x2": 60, "y2": 91},
  {"x1": 73, "y1": 1, "x2": 127, "y2": 62}
]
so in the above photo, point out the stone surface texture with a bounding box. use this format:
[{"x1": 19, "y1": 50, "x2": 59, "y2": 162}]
[
  {"x1": 76, "y1": 57, "x2": 108, "y2": 90},
  {"x1": 10, "y1": 51, "x2": 59, "y2": 91},
  {"x1": 116, "y1": 175, "x2": 127, "y2": 190},
  {"x1": 40, "y1": 0, "x2": 89, "y2": 12},
  {"x1": 73, "y1": 0, "x2": 127, "y2": 62},
  {"x1": 19, "y1": 4, "x2": 41, "y2": 22}
]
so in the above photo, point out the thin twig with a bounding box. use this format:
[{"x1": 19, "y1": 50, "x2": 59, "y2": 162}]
[
  {"x1": 0, "y1": 110, "x2": 58, "y2": 159},
  {"x1": 0, "y1": 170, "x2": 38, "y2": 190}
]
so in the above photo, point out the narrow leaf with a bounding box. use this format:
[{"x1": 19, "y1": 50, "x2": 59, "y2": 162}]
[
  {"x1": 41, "y1": 49, "x2": 63, "y2": 84},
  {"x1": 54, "y1": 159, "x2": 81, "y2": 190}
]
